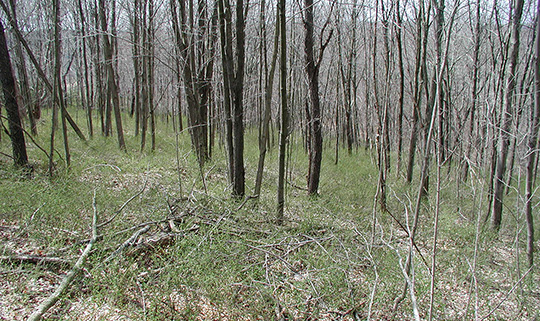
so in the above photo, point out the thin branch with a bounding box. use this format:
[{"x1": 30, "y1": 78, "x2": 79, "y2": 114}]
[
  {"x1": 98, "y1": 180, "x2": 148, "y2": 228},
  {"x1": 479, "y1": 265, "x2": 534, "y2": 321},
  {"x1": 101, "y1": 225, "x2": 151, "y2": 265}
]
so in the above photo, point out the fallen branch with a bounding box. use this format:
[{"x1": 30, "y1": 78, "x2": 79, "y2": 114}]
[
  {"x1": 102, "y1": 225, "x2": 151, "y2": 265},
  {"x1": 28, "y1": 192, "x2": 99, "y2": 321},
  {"x1": 125, "y1": 232, "x2": 176, "y2": 258}
]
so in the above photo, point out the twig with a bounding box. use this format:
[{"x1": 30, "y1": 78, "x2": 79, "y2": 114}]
[
  {"x1": 28, "y1": 191, "x2": 99, "y2": 321},
  {"x1": 0, "y1": 115, "x2": 52, "y2": 160},
  {"x1": 388, "y1": 242, "x2": 421, "y2": 321},
  {"x1": 98, "y1": 180, "x2": 148, "y2": 228},
  {"x1": 479, "y1": 265, "x2": 534, "y2": 321},
  {"x1": 243, "y1": 242, "x2": 297, "y2": 272},
  {"x1": 16, "y1": 203, "x2": 45, "y2": 237},
  {"x1": 236, "y1": 195, "x2": 257, "y2": 211},
  {"x1": 287, "y1": 180, "x2": 308, "y2": 191},
  {"x1": 386, "y1": 192, "x2": 430, "y2": 269},
  {"x1": 355, "y1": 228, "x2": 379, "y2": 321},
  {"x1": 101, "y1": 225, "x2": 151, "y2": 264},
  {"x1": 298, "y1": 234, "x2": 337, "y2": 263},
  {"x1": 0, "y1": 150, "x2": 13, "y2": 159},
  {"x1": 137, "y1": 281, "x2": 147, "y2": 321},
  {"x1": 83, "y1": 164, "x2": 122, "y2": 172},
  {"x1": 57, "y1": 213, "x2": 189, "y2": 253}
]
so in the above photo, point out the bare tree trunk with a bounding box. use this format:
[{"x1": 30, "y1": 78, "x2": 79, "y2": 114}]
[
  {"x1": 491, "y1": 0, "x2": 524, "y2": 231},
  {"x1": 232, "y1": 0, "x2": 246, "y2": 197},
  {"x1": 148, "y1": 0, "x2": 155, "y2": 151},
  {"x1": 337, "y1": 0, "x2": 357, "y2": 156},
  {"x1": 461, "y1": 0, "x2": 482, "y2": 181},
  {"x1": 254, "y1": 0, "x2": 279, "y2": 197},
  {"x1": 525, "y1": 0, "x2": 540, "y2": 266},
  {"x1": 406, "y1": 1, "x2": 426, "y2": 184},
  {"x1": 0, "y1": 0, "x2": 86, "y2": 142},
  {"x1": 217, "y1": 0, "x2": 234, "y2": 183},
  {"x1": 276, "y1": 0, "x2": 287, "y2": 224},
  {"x1": 76, "y1": 0, "x2": 92, "y2": 137},
  {"x1": 218, "y1": 0, "x2": 246, "y2": 197},
  {"x1": 131, "y1": 0, "x2": 141, "y2": 137},
  {"x1": 54, "y1": 0, "x2": 70, "y2": 167},
  {"x1": 304, "y1": 0, "x2": 332, "y2": 195},
  {"x1": 171, "y1": 0, "x2": 211, "y2": 165},
  {"x1": 0, "y1": 19, "x2": 27, "y2": 167},
  {"x1": 395, "y1": 0, "x2": 405, "y2": 174},
  {"x1": 99, "y1": 0, "x2": 125, "y2": 150},
  {"x1": 8, "y1": 0, "x2": 35, "y2": 136}
]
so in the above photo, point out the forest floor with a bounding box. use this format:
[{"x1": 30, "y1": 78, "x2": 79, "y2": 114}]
[{"x1": 1, "y1": 111, "x2": 539, "y2": 320}]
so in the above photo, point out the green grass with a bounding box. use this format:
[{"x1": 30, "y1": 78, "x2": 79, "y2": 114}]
[{"x1": 0, "y1": 107, "x2": 539, "y2": 320}]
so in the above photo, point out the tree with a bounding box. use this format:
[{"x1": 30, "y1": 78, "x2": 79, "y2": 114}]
[
  {"x1": 491, "y1": 0, "x2": 525, "y2": 231},
  {"x1": 8, "y1": 0, "x2": 35, "y2": 136},
  {"x1": 524, "y1": 0, "x2": 540, "y2": 266},
  {"x1": 98, "y1": 0, "x2": 125, "y2": 151},
  {"x1": 0, "y1": 0, "x2": 86, "y2": 143},
  {"x1": 170, "y1": 0, "x2": 215, "y2": 166},
  {"x1": 217, "y1": 0, "x2": 247, "y2": 198},
  {"x1": 276, "y1": 0, "x2": 287, "y2": 224},
  {"x1": 53, "y1": 0, "x2": 70, "y2": 167},
  {"x1": 254, "y1": 0, "x2": 279, "y2": 197},
  {"x1": 303, "y1": 0, "x2": 333, "y2": 196},
  {"x1": 76, "y1": 0, "x2": 93, "y2": 137},
  {"x1": 0, "y1": 19, "x2": 27, "y2": 167}
]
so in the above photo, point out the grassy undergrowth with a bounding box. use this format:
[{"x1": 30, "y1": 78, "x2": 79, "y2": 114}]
[{"x1": 1, "y1": 109, "x2": 539, "y2": 320}]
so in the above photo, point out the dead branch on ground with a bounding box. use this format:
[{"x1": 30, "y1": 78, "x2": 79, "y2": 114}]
[{"x1": 27, "y1": 191, "x2": 99, "y2": 321}]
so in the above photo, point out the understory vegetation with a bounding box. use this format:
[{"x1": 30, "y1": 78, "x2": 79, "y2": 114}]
[{"x1": 1, "y1": 111, "x2": 539, "y2": 320}]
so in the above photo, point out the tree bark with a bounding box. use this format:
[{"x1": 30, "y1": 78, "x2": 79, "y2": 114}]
[
  {"x1": 218, "y1": 0, "x2": 246, "y2": 197},
  {"x1": 0, "y1": 19, "x2": 27, "y2": 167},
  {"x1": 276, "y1": 0, "x2": 287, "y2": 224},
  {"x1": 491, "y1": 0, "x2": 524, "y2": 231},
  {"x1": 76, "y1": 0, "x2": 92, "y2": 137},
  {"x1": 304, "y1": 0, "x2": 331, "y2": 196},
  {"x1": 254, "y1": 0, "x2": 279, "y2": 197},
  {"x1": 524, "y1": 0, "x2": 540, "y2": 266},
  {"x1": 8, "y1": 0, "x2": 35, "y2": 136}
]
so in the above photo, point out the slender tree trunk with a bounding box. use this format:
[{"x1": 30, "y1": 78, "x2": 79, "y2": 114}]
[
  {"x1": 231, "y1": 0, "x2": 246, "y2": 197},
  {"x1": 304, "y1": 0, "x2": 331, "y2": 195},
  {"x1": 54, "y1": 0, "x2": 70, "y2": 167},
  {"x1": 0, "y1": 0, "x2": 86, "y2": 142},
  {"x1": 406, "y1": 1, "x2": 425, "y2": 183},
  {"x1": 0, "y1": 19, "x2": 27, "y2": 167},
  {"x1": 171, "y1": 0, "x2": 210, "y2": 165},
  {"x1": 462, "y1": 0, "x2": 482, "y2": 181},
  {"x1": 131, "y1": 0, "x2": 141, "y2": 137},
  {"x1": 8, "y1": 0, "x2": 35, "y2": 136},
  {"x1": 254, "y1": 0, "x2": 279, "y2": 197},
  {"x1": 395, "y1": 0, "x2": 405, "y2": 173},
  {"x1": 148, "y1": 0, "x2": 155, "y2": 151},
  {"x1": 217, "y1": 0, "x2": 235, "y2": 184},
  {"x1": 218, "y1": 0, "x2": 246, "y2": 197},
  {"x1": 76, "y1": 0, "x2": 92, "y2": 137},
  {"x1": 524, "y1": 0, "x2": 540, "y2": 266},
  {"x1": 276, "y1": 0, "x2": 287, "y2": 224},
  {"x1": 140, "y1": 0, "x2": 149, "y2": 150},
  {"x1": 491, "y1": 0, "x2": 524, "y2": 231}
]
